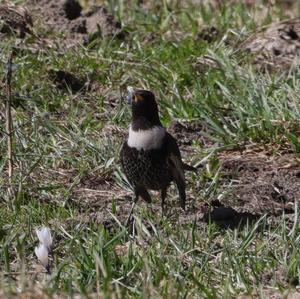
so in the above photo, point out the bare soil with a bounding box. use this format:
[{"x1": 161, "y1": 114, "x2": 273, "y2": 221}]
[
  {"x1": 169, "y1": 121, "x2": 209, "y2": 146},
  {"x1": 219, "y1": 148, "x2": 300, "y2": 215},
  {"x1": 48, "y1": 70, "x2": 87, "y2": 92},
  {"x1": 240, "y1": 19, "x2": 300, "y2": 70},
  {"x1": 26, "y1": 0, "x2": 125, "y2": 47},
  {"x1": 0, "y1": 2, "x2": 32, "y2": 37}
]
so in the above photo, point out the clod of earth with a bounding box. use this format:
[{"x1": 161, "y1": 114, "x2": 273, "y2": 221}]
[
  {"x1": 84, "y1": 6, "x2": 124, "y2": 40},
  {"x1": 196, "y1": 26, "x2": 219, "y2": 43},
  {"x1": 48, "y1": 70, "x2": 86, "y2": 93},
  {"x1": 26, "y1": 0, "x2": 125, "y2": 47},
  {"x1": 0, "y1": 2, "x2": 32, "y2": 38},
  {"x1": 63, "y1": 0, "x2": 82, "y2": 20},
  {"x1": 240, "y1": 19, "x2": 300, "y2": 70},
  {"x1": 168, "y1": 121, "x2": 199, "y2": 146},
  {"x1": 168, "y1": 120, "x2": 215, "y2": 148}
]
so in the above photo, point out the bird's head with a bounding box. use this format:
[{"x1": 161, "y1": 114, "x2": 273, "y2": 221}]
[{"x1": 123, "y1": 87, "x2": 161, "y2": 129}]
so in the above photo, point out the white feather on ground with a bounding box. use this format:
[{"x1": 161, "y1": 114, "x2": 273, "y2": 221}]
[
  {"x1": 36, "y1": 227, "x2": 52, "y2": 249},
  {"x1": 34, "y1": 244, "x2": 49, "y2": 268}
]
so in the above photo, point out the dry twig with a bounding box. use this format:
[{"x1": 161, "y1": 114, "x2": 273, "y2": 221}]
[{"x1": 4, "y1": 51, "x2": 14, "y2": 198}]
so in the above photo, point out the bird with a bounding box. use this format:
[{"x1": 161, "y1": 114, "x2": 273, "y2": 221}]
[{"x1": 120, "y1": 86, "x2": 196, "y2": 222}]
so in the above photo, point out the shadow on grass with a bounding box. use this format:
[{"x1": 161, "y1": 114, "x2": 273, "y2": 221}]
[{"x1": 203, "y1": 200, "x2": 261, "y2": 229}]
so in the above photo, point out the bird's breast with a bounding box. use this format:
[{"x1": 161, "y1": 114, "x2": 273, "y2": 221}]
[{"x1": 127, "y1": 125, "x2": 166, "y2": 151}]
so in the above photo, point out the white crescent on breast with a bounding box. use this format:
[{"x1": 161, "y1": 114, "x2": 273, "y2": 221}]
[{"x1": 127, "y1": 125, "x2": 166, "y2": 151}]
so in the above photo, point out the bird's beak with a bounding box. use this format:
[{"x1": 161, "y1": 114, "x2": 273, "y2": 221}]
[{"x1": 125, "y1": 86, "x2": 135, "y2": 104}]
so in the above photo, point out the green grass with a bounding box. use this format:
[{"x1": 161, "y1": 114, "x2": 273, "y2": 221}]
[{"x1": 1, "y1": 0, "x2": 300, "y2": 298}]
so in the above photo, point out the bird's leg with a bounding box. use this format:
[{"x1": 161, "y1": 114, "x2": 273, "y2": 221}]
[
  {"x1": 125, "y1": 192, "x2": 138, "y2": 227},
  {"x1": 139, "y1": 188, "x2": 153, "y2": 215},
  {"x1": 176, "y1": 181, "x2": 186, "y2": 211},
  {"x1": 161, "y1": 187, "x2": 167, "y2": 217}
]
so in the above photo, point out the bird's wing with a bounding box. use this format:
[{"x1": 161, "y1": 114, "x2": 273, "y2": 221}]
[
  {"x1": 164, "y1": 133, "x2": 185, "y2": 182},
  {"x1": 164, "y1": 133, "x2": 186, "y2": 209},
  {"x1": 163, "y1": 132, "x2": 197, "y2": 173}
]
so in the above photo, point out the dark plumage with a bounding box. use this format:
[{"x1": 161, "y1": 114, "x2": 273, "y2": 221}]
[{"x1": 120, "y1": 87, "x2": 195, "y2": 218}]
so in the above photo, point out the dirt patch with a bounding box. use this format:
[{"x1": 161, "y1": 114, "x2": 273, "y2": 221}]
[
  {"x1": 168, "y1": 120, "x2": 217, "y2": 148},
  {"x1": 65, "y1": 198, "x2": 133, "y2": 230},
  {"x1": 240, "y1": 19, "x2": 300, "y2": 70},
  {"x1": 261, "y1": 265, "x2": 287, "y2": 286},
  {"x1": 72, "y1": 174, "x2": 127, "y2": 208},
  {"x1": 49, "y1": 69, "x2": 87, "y2": 92},
  {"x1": 47, "y1": 68, "x2": 106, "y2": 97},
  {"x1": 70, "y1": 173, "x2": 137, "y2": 229},
  {"x1": 168, "y1": 121, "x2": 202, "y2": 146},
  {"x1": 0, "y1": 2, "x2": 32, "y2": 37},
  {"x1": 218, "y1": 148, "x2": 300, "y2": 216},
  {"x1": 26, "y1": 0, "x2": 125, "y2": 47}
]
